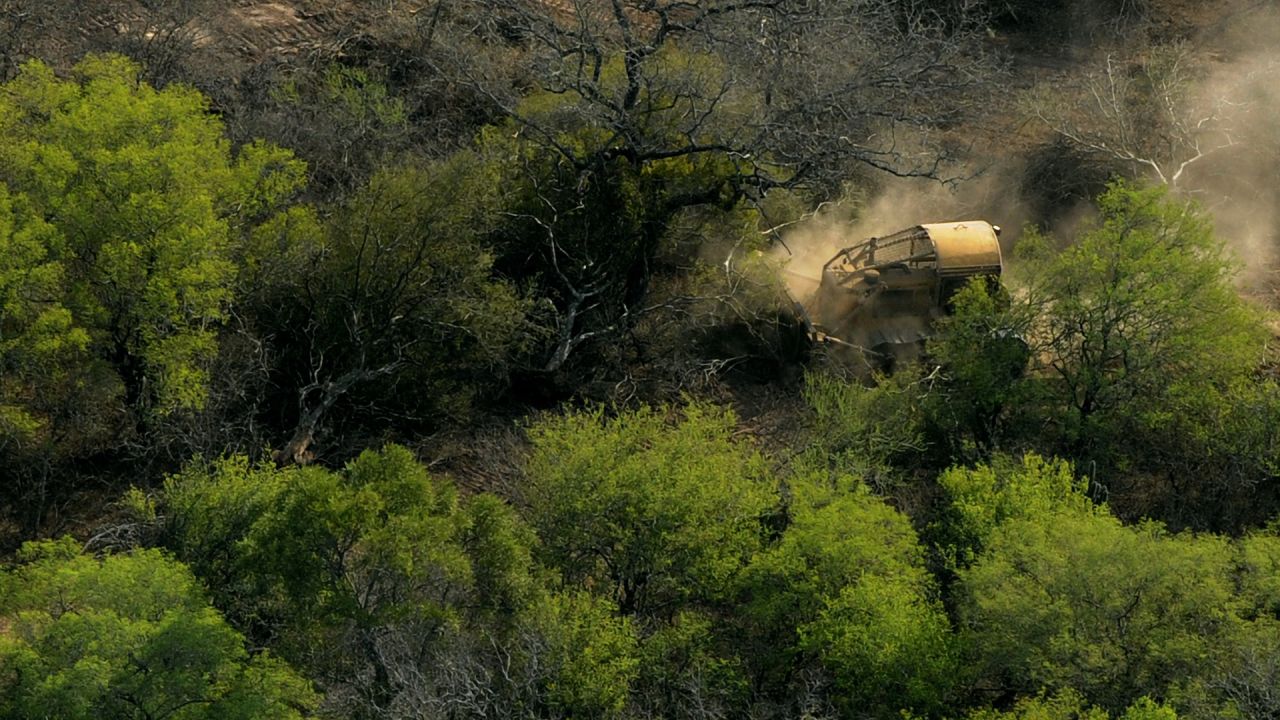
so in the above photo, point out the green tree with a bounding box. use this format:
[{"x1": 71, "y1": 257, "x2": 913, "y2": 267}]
[
  {"x1": 245, "y1": 158, "x2": 531, "y2": 464},
  {"x1": 1189, "y1": 616, "x2": 1280, "y2": 720},
  {"x1": 0, "y1": 537, "x2": 316, "y2": 719},
  {"x1": 160, "y1": 455, "x2": 294, "y2": 641},
  {"x1": 0, "y1": 183, "x2": 94, "y2": 452},
  {"x1": 0, "y1": 54, "x2": 305, "y2": 527},
  {"x1": 161, "y1": 445, "x2": 643, "y2": 719},
  {"x1": 934, "y1": 453, "x2": 1098, "y2": 568},
  {"x1": 241, "y1": 65, "x2": 412, "y2": 199},
  {"x1": 799, "y1": 368, "x2": 933, "y2": 492},
  {"x1": 476, "y1": 81, "x2": 742, "y2": 374},
  {"x1": 0, "y1": 54, "x2": 304, "y2": 421},
  {"x1": 741, "y1": 481, "x2": 956, "y2": 716},
  {"x1": 165, "y1": 447, "x2": 505, "y2": 679},
  {"x1": 947, "y1": 489, "x2": 1280, "y2": 719},
  {"x1": 967, "y1": 690, "x2": 1178, "y2": 720},
  {"x1": 1139, "y1": 531, "x2": 1280, "y2": 719},
  {"x1": 519, "y1": 590, "x2": 640, "y2": 720},
  {"x1": 926, "y1": 278, "x2": 1035, "y2": 456},
  {"x1": 1122, "y1": 376, "x2": 1280, "y2": 529},
  {"x1": 630, "y1": 609, "x2": 750, "y2": 720},
  {"x1": 525, "y1": 402, "x2": 775, "y2": 617},
  {"x1": 1236, "y1": 532, "x2": 1280, "y2": 620},
  {"x1": 243, "y1": 446, "x2": 473, "y2": 632},
  {"x1": 959, "y1": 508, "x2": 1236, "y2": 711},
  {"x1": 1017, "y1": 181, "x2": 1265, "y2": 467}
]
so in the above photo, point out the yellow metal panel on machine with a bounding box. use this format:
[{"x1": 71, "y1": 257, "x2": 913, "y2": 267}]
[
  {"x1": 921, "y1": 221, "x2": 1002, "y2": 276},
  {"x1": 795, "y1": 218, "x2": 1005, "y2": 374}
]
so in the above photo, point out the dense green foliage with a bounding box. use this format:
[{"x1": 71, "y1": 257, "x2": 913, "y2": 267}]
[
  {"x1": 925, "y1": 182, "x2": 1278, "y2": 526},
  {"x1": 244, "y1": 159, "x2": 532, "y2": 463},
  {"x1": 0, "y1": 537, "x2": 316, "y2": 719},
  {"x1": 3, "y1": 1, "x2": 1280, "y2": 717},
  {"x1": 1017, "y1": 182, "x2": 1265, "y2": 466},
  {"x1": 45, "y1": 398, "x2": 1277, "y2": 719},
  {"x1": 156, "y1": 444, "x2": 647, "y2": 719},
  {"x1": 743, "y1": 482, "x2": 957, "y2": 715},
  {"x1": 0, "y1": 56, "x2": 302, "y2": 428},
  {"x1": 961, "y1": 509, "x2": 1234, "y2": 710},
  {"x1": 526, "y1": 404, "x2": 774, "y2": 616}
]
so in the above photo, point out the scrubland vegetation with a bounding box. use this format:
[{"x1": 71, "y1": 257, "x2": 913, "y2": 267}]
[{"x1": 3, "y1": 0, "x2": 1280, "y2": 717}]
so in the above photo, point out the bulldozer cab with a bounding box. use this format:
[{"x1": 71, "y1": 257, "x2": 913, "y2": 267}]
[{"x1": 804, "y1": 220, "x2": 1003, "y2": 369}]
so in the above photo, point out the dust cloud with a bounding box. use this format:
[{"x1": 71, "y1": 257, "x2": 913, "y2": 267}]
[
  {"x1": 774, "y1": 172, "x2": 1032, "y2": 304},
  {"x1": 775, "y1": 1, "x2": 1280, "y2": 303},
  {"x1": 1182, "y1": 6, "x2": 1280, "y2": 292}
]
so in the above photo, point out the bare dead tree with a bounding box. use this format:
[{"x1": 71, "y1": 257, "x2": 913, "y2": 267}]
[
  {"x1": 411, "y1": 0, "x2": 1002, "y2": 373},
  {"x1": 438, "y1": 0, "x2": 1001, "y2": 188},
  {"x1": 0, "y1": 0, "x2": 84, "y2": 79},
  {"x1": 73, "y1": 0, "x2": 226, "y2": 88},
  {"x1": 1027, "y1": 43, "x2": 1244, "y2": 189},
  {"x1": 275, "y1": 350, "x2": 408, "y2": 467},
  {"x1": 1206, "y1": 626, "x2": 1280, "y2": 720}
]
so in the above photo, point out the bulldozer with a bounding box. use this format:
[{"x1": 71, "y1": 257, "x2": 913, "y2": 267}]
[{"x1": 797, "y1": 220, "x2": 1004, "y2": 371}]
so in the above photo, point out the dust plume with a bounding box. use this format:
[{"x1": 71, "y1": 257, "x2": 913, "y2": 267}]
[
  {"x1": 775, "y1": 0, "x2": 1280, "y2": 302},
  {"x1": 774, "y1": 171, "x2": 1031, "y2": 303},
  {"x1": 1179, "y1": 5, "x2": 1280, "y2": 292}
]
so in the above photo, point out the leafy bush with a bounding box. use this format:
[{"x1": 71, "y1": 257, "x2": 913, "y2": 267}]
[
  {"x1": 525, "y1": 403, "x2": 776, "y2": 617},
  {"x1": 0, "y1": 537, "x2": 316, "y2": 719}
]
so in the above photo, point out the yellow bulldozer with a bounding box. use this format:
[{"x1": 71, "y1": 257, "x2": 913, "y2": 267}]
[{"x1": 797, "y1": 220, "x2": 1004, "y2": 371}]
